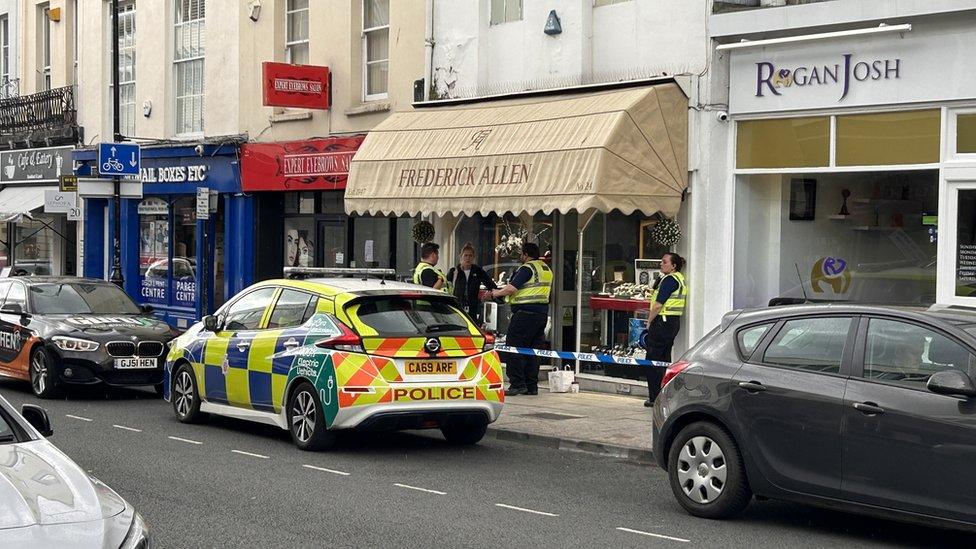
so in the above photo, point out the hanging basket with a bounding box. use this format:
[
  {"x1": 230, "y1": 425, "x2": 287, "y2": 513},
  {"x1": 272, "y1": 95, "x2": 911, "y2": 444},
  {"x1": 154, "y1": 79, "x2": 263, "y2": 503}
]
[
  {"x1": 411, "y1": 220, "x2": 435, "y2": 243},
  {"x1": 650, "y1": 218, "x2": 682, "y2": 246}
]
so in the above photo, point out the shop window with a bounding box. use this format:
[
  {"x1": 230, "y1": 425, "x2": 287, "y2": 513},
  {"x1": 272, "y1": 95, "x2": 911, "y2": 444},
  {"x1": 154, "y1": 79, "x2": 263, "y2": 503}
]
[
  {"x1": 957, "y1": 113, "x2": 976, "y2": 154},
  {"x1": 490, "y1": 0, "x2": 522, "y2": 24},
  {"x1": 284, "y1": 218, "x2": 315, "y2": 267},
  {"x1": 736, "y1": 117, "x2": 830, "y2": 169},
  {"x1": 733, "y1": 171, "x2": 939, "y2": 309},
  {"x1": 0, "y1": 223, "x2": 8, "y2": 270},
  {"x1": 139, "y1": 199, "x2": 170, "y2": 306},
  {"x1": 836, "y1": 110, "x2": 940, "y2": 166},
  {"x1": 172, "y1": 197, "x2": 198, "y2": 309},
  {"x1": 957, "y1": 189, "x2": 976, "y2": 298},
  {"x1": 353, "y1": 217, "x2": 389, "y2": 268},
  {"x1": 320, "y1": 191, "x2": 343, "y2": 215},
  {"x1": 14, "y1": 217, "x2": 56, "y2": 275}
]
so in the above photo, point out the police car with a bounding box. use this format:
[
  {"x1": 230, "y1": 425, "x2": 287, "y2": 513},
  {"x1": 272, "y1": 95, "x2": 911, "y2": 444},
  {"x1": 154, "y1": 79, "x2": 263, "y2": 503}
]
[
  {"x1": 164, "y1": 269, "x2": 504, "y2": 450},
  {"x1": 0, "y1": 277, "x2": 177, "y2": 398}
]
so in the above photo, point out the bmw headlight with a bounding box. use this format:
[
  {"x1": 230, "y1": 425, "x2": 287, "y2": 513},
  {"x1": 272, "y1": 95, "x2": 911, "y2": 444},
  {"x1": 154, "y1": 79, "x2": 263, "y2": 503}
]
[
  {"x1": 52, "y1": 336, "x2": 100, "y2": 352},
  {"x1": 120, "y1": 511, "x2": 149, "y2": 549}
]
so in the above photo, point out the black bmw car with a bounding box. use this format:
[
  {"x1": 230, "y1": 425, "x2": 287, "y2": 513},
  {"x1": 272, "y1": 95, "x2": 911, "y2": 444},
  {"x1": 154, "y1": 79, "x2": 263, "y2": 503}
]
[{"x1": 0, "y1": 276, "x2": 178, "y2": 398}]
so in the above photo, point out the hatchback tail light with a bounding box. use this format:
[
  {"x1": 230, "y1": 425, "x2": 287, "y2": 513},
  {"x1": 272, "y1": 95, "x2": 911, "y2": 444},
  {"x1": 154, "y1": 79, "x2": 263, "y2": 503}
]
[
  {"x1": 661, "y1": 360, "x2": 691, "y2": 389},
  {"x1": 315, "y1": 321, "x2": 364, "y2": 353},
  {"x1": 483, "y1": 332, "x2": 495, "y2": 351}
]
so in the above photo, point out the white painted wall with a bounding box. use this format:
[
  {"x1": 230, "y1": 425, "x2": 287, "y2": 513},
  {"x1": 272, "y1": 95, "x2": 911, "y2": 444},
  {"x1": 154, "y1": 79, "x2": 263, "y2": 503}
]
[{"x1": 0, "y1": 0, "x2": 20, "y2": 95}]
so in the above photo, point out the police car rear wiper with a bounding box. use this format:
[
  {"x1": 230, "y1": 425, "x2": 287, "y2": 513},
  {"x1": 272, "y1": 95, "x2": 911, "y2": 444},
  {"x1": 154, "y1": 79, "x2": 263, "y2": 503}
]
[{"x1": 425, "y1": 323, "x2": 467, "y2": 333}]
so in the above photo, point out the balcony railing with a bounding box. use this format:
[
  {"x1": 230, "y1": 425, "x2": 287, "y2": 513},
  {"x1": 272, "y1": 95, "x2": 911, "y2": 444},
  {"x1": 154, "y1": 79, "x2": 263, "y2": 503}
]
[
  {"x1": 0, "y1": 78, "x2": 18, "y2": 100},
  {"x1": 0, "y1": 85, "x2": 79, "y2": 147}
]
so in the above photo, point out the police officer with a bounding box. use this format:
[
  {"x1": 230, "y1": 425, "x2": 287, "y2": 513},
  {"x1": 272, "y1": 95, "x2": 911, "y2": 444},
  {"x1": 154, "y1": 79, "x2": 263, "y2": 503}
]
[
  {"x1": 413, "y1": 242, "x2": 450, "y2": 291},
  {"x1": 490, "y1": 242, "x2": 551, "y2": 396},
  {"x1": 643, "y1": 252, "x2": 687, "y2": 407}
]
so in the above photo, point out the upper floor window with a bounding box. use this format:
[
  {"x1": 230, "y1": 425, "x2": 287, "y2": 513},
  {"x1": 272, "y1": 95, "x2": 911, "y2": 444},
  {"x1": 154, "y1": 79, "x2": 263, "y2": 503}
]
[
  {"x1": 174, "y1": 0, "x2": 205, "y2": 135},
  {"x1": 362, "y1": 0, "x2": 388, "y2": 101},
  {"x1": 594, "y1": 0, "x2": 632, "y2": 6},
  {"x1": 286, "y1": 0, "x2": 309, "y2": 64},
  {"x1": 117, "y1": 2, "x2": 136, "y2": 137},
  {"x1": 490, "y1": 0, "x2": 522, "y2": 24},
  {"x1": 1, "y1": 15, "x2": 9, "y2": 85},
  {"x1": 41, "y1": 4, "x2": 51, "y2": 90}
]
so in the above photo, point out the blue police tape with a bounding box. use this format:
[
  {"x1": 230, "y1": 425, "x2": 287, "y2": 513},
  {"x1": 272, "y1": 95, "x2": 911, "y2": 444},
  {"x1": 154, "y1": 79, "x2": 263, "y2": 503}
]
[{"x1": 494, "y1": 345, "x2": 670, "y2": 368}]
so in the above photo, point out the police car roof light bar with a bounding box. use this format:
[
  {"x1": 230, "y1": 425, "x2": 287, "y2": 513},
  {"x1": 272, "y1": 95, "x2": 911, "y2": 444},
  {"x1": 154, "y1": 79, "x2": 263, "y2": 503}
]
[{"x1": 283, "y1": 267, "x2": 397, "y2": 283}]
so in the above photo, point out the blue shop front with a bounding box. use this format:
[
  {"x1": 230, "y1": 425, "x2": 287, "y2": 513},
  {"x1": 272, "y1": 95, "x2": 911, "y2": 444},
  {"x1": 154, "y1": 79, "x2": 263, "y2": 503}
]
[{"x1": 73, "y1": 144, "x2": 254, "y2": 329}]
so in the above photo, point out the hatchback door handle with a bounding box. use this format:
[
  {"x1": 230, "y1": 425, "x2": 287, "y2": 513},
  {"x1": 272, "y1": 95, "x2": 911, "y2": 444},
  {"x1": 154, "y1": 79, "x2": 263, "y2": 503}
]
[
  {"x1": 738, "y1": 381, "x2": 767, "y2": 393},
  {"x1": 853, "y1": 402, "x2": 885, "y2": 415}
]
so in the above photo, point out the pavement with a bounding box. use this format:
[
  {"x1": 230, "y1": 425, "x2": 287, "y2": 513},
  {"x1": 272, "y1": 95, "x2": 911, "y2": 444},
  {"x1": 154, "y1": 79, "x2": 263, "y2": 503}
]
[
  {"x1": 1, "y1": 381, "x2": 972, "y2": 548},
  {"x1": 487, "y1": 381, "x2": 654, "y2": 464}
]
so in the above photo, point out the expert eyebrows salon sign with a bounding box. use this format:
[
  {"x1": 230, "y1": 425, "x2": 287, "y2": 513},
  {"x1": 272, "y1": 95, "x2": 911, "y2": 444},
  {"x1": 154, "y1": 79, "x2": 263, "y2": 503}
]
[{"x1": 727, "y1": 21, "x2": 976, "y2": 114}]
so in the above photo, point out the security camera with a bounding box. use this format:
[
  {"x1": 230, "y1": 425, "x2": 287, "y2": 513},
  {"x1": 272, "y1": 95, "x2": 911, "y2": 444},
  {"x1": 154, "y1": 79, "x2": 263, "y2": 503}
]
[
  {"x1": 194, "y1": 144, "x2": 205, "y2": 157},
  {"x1": 716, "y1": 110, "x2": 730, "y2": 123}
]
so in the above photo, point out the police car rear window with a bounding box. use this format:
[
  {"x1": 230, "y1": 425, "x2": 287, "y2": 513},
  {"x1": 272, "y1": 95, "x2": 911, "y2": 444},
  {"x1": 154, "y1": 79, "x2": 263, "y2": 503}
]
[
  {"x1": 30, "y1": 283, "x2": 141, "y2": 315},
  {"x1": 349, "y1": 297, "x2": 469, "y2": 336}
]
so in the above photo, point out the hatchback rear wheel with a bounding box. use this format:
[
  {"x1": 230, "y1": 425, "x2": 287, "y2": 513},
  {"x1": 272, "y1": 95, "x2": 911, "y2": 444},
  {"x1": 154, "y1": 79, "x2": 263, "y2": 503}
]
[
  {"x1": 288, "y1": 381, "x2": 336, "y2": 451},
  {"x1": 667, "y1": 421, "x2": 751, "y2": 519}
]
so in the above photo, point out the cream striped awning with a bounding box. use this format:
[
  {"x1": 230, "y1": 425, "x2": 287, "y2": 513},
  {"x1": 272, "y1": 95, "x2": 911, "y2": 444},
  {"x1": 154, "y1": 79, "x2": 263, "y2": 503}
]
[{"x1": 345, "y1": 83, "x2": 688, "y2": 217}]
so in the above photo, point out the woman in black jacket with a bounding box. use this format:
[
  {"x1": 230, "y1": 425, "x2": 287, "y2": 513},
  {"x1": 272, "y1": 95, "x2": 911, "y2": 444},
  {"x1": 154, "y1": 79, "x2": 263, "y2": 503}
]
[{"x1": 446, "y1": 243, "x2": 497, "y2": 323}]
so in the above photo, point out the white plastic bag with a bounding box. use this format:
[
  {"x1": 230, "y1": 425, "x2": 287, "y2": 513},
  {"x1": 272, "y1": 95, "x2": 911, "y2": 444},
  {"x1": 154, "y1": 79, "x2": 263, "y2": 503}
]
[{"x1": 548, "y1": 369, "x2": 575, "y2": 393}]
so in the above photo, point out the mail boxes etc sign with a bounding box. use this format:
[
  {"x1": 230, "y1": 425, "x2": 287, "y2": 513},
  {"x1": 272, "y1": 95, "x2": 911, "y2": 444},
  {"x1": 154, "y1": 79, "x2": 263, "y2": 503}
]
[
  {"x1": 728, "y1": 21, "x2": 976, "y2": 114},
  {"x1": 262, "y1": 62, "x2": 331, "y2": 110}
]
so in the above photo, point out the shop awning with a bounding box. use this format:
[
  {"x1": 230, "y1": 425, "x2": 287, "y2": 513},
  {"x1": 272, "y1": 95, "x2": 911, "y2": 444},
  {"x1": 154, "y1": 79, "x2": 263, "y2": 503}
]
[
  {"x1": 345, "y1": 83, "x2": 688, "y2": 217},
  {"x1": 0, "y1": 185, "x2": 55, "y2": 222}
]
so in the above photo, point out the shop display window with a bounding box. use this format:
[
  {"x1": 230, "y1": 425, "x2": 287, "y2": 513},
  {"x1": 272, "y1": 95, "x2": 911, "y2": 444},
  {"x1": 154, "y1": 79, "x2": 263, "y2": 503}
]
[
  {"x1": 736, "y1": 117, "x2": 830, "y2": 169},
  {"x1": 836, "y1": 110, "x2": 940, "y2": 166},
  {"x1": 139, "y1": 200, "x2": 169, "y2": 306},
  {"x1": 734, "y1": 170, "x2": 939, "y2": 309},
  {"x1": 14, "y1": 217, "x2": 56, "y2": 275},
  {"x1": 284, "y1": 217, "x2": 315, "y2": 268},
  {"x1": 0, "y1": 223, "x2": 8, "y2": 269},
  {"x1": 956, "y1": 189, "x2": 976, "y2": 298}
]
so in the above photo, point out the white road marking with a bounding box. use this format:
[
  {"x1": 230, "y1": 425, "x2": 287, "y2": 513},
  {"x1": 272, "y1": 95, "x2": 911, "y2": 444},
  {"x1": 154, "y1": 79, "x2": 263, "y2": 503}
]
[
  {"x1": 302, "y1": 464, "x2": 350, "y2": 476},
  {"x1": 112, "y1": 424, "x2": 142, "y2": 432},
  {"x1": 494, "y1": 503, "x2": 558, "y2": 517},
  {"x1": 65, "y1": 414, "x2": 93, "y2": 422},
  {"x1": 168, "y1": 436, "x2": 202, "y2": 445},
  {"x1": 616, "y1": 527, "x2": 690, "y2": 543},
  {"x1": 231, "y1": 449, "x2": 269, "y2": 459},
  {"x1": 393, "y1": 483, "x2": 446, "y2": 496}
]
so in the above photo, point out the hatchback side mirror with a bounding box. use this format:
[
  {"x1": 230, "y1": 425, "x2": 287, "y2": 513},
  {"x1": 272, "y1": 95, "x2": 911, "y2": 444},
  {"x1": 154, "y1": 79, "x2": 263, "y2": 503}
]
[
  {"x1": 927, "y1": 370, "x2": 976, "y2": 399},
  {"x1": 21, "y1": 404, "x2": 53, "y2": 437},
  {"x1": 203, "y1": 315, "x2": 219, "y2": 332}
]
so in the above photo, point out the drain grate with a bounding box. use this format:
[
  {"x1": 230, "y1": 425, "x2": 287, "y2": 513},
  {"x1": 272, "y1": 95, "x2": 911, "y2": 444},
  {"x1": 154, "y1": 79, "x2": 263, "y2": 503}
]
[{"x1": 520, "y1": 412, "x2": 586, "y2": 421}]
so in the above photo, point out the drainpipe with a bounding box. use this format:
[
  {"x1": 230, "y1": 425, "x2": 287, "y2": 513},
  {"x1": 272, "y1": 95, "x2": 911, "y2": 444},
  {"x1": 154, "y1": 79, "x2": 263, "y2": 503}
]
[
  {"x1": 575, "y1": 209, "x2": 597, "y2": 374},
  {"x1": 424, "y1": 0, "x2": 435, "y2": 101}
]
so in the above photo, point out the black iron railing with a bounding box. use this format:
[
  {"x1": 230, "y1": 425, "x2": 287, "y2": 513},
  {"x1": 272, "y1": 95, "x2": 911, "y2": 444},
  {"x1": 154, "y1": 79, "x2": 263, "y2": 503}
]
[{"x1": 0, "y1": 85, "x2": 77, "y2": 139}]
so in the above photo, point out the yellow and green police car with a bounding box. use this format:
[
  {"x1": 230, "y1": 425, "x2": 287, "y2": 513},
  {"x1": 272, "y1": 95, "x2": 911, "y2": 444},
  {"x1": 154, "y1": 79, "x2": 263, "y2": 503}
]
[{"x1": 163, "y1": 271, "x2": 504, "y2": 450}]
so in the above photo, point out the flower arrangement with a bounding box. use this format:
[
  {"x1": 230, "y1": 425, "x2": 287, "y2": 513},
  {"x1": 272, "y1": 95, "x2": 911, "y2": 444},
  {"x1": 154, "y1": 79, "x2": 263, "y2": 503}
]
[
  {"x1": 411, "y1": 220, "x2": 435, "y2": 243},
  {"x1": 650, "y1": 218, "x2": 682, "y2": 246},
  {"x1": 494, "y1": 221, "x2": 550, "y2": 259}
]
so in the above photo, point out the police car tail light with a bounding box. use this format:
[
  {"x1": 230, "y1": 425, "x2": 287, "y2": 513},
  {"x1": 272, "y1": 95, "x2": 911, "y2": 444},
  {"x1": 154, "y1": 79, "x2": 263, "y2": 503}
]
[
  {"x1": 661, "y1": 360, "x2": 691, "y2": 389},
  {"x1": 52, "y1": 336, "x2": 100, "y2": 352},
  {"x1": 482, "y1": 332, "x2": 495, "y2": 351},
  {"x1": 314, "y1": 321, "x2": 363, "y2": 353}
]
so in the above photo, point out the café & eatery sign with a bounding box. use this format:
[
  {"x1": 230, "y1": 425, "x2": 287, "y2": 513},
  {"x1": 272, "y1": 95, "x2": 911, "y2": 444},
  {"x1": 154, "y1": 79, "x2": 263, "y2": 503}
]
[
  {"x1": 0, "y1": 146, "x2": 73, "y2": 183},
  {"x1": 728, "y1": 21, "x2": 976, "y2": 114}
]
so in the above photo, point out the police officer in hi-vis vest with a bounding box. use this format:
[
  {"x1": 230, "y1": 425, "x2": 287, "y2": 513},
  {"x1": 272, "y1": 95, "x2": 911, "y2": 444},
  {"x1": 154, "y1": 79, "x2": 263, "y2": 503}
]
[
  {"x1": 413, "y1": 242, "x2": 452, "y2": 292},
  {"x1": 489, "y1": 242, "x2": 552, "y2": 396},
  {"x1": 643, "y1": 252, "x2": 687, "y2": 407}
]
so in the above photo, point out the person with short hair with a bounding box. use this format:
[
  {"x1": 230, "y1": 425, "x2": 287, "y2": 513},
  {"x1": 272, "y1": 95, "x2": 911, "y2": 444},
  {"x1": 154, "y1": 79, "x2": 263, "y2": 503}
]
[
  {"x1": 413, "y1": 242, "x2": 450, "y2": 292},
  {"x1": 490, "y1": 242, "x2": 552, "y2": 396},
  {"x1": 446, "y1": 243, "x2": 497, "y2": 321},
  {"x1": 643, "y1": 252, "x2": 687, "y2": 407}
]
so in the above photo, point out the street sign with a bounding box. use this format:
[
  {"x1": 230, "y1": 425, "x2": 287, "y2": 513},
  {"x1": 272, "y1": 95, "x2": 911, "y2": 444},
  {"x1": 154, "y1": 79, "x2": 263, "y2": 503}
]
[
  {"x1": 67, "y1": 203, "x2": 84, "y2": 221},
  {"x1": 59, "y1": 175, "x2": 78, "y2": 192},
  {"x1": 196, "y1": 187, "x2": 210, "y2": 220},
  {"x1": 43, "y1": 190, "x2": 77, "y2": 213},
  {"x1": 77, "y1": 178, "x2": 144, "y2": 199},
  {"x1": 98, "y1": 142, "x2": 141, "y2": 176}
]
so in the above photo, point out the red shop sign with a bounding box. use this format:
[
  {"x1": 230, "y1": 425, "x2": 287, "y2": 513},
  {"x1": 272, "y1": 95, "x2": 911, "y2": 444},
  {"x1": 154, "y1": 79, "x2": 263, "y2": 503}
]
[
  {"x1": 262, "y1": 62, "x2": 331, "y2": 110},
  {"x1": 241, "y1": 136, "x2": 365, "y2": 191}
]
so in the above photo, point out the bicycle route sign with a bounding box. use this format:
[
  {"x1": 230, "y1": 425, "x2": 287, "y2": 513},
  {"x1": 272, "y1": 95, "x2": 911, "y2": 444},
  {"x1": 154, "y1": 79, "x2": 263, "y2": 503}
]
[{"x1": 98, "y1": 142, "x2": 141, "y2": 176}]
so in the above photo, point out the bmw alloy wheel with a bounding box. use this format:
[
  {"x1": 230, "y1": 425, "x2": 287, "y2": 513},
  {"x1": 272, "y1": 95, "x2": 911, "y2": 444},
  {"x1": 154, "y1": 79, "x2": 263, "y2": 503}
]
[
  {"x1": 174, "y1": 370, "x2": 194, "y2": 418},
  {"x1": 31, "y1": 353, "x2": 48, "y2": 395},
  {"x1": 292, "y1": 390, "x2": 316, "y2": 444},
  {"x1": 676, "y1": 435, "x2": 727, "y2": 504}
]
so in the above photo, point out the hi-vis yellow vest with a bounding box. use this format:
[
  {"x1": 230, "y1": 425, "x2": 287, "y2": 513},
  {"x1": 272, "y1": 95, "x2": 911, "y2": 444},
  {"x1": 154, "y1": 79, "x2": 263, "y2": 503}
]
[
  {"x1": 651, "y1": 271, "x2": 687, "y2": 316},
  {"x1": 413, "y1": 262, "x2": 452, "y2": 293},
  {"x1": 507, "y1": 260, "x2": 553, "y2": 305}
]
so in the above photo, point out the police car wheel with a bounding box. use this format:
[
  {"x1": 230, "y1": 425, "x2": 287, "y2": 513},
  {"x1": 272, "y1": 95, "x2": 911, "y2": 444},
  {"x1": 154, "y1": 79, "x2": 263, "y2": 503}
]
[
  {"x1": 172, "y1": 364, "x2": 206, "y2": 423},
  {"x1": 440, "y1": 418, "x2": 488, "y2": 446},
  {"x1": 288, "y1": 381, "x2": 336, "y2": 451},
  {"x1": 30, "y1": 347, "x2": 60, "y2": 399}
]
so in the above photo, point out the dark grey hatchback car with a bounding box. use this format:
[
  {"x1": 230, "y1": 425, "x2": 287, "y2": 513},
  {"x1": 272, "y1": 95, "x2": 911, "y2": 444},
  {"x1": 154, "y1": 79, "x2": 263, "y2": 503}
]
[{"x1": 653, "y1": 304, "x2": 976, "y2": 531}]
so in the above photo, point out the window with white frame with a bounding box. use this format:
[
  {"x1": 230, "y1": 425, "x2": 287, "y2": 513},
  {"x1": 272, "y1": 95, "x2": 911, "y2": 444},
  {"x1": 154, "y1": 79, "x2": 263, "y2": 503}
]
[
  {"x1": 286, "y1": 0, "x2": 309, "y2": 64},
  {"x1": 118, "y1": 2, "x2": 136, "y2": 137},
  {"x1": 594, "y1": 0, "x2": 632, "y2": 6},
  {"x1": 174, "y1": 0, "x2": 205, "y2": 135},
  {"x1": 1, "y1": 15, "x2": 9, "y2": 86},
  {"x1": 42, "y1": 4, "x2": 51, "y2": 90},
  {"x1": 490, "y1": 0, "x2": 522, "y2": 25},
  {"x1": 362, "y1": 0, "x2": 388, "y2": 101}
]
